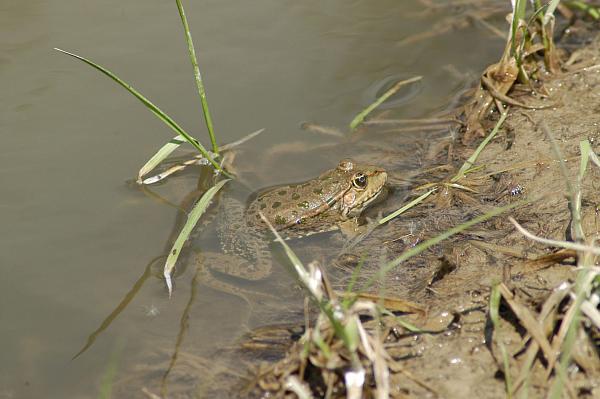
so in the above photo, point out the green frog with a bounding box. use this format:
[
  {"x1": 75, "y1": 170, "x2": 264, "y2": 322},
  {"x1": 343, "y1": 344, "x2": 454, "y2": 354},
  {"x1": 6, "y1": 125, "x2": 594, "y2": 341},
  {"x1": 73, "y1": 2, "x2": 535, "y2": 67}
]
[{"x1": 194, "y1": 159, "x2": 387, "y2": 300}]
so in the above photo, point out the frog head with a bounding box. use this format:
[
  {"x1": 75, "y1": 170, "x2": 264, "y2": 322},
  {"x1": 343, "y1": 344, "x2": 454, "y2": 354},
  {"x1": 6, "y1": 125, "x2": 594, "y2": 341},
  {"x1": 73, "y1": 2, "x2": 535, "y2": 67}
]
[{"x1": 336, "y1": 159, "x2": 387, "y2": 218}]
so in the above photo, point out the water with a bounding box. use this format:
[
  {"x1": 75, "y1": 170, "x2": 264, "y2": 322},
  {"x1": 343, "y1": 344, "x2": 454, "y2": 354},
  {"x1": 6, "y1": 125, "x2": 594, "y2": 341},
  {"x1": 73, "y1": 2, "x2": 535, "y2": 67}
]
[{"x1": 0, "y1": 0, "x2": 506, "y2": 397}]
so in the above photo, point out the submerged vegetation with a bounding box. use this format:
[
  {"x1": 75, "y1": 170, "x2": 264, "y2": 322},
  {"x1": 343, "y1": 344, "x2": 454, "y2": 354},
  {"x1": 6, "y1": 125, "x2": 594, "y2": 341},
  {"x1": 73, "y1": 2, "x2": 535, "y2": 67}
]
[{"x1": 57, "y1": 0, "x2": 600, "y2": 397}]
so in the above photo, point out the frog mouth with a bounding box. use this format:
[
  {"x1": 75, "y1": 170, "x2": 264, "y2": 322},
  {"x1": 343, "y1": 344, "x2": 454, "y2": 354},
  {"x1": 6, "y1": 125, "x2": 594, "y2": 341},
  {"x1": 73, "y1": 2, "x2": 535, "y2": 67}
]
[{"x1": 358, "y1": 184, "x2": 385, "y2": 208}]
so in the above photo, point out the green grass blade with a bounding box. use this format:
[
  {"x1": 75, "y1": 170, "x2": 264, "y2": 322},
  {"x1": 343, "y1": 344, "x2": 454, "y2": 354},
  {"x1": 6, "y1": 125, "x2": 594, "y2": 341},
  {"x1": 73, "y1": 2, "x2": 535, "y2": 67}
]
[
  {"x1": 72, "y1": 258, "x2": 156, "y2": 359},
  {"x1": 260, "y1": 213, "x2": 351, "y2": 347},
  {"x1": 543, "y1": 0, "x2": 561, "y2": 25},
  {"x1": 511, "y1": 0, "x2": 528, "y2": 43},
  {"x1": 139, "y1": 128, "x2": 265, "y2": 184},
  {"x1": 312, "y1": 329, "x2": 332, "y2": 359},
  {"x1": 344, "y1": 256, "x2": 366, "y2": 297},
  {"x1": 548, "y1": 298, "x2": 583, "y2": 399},
  {"x1": 350, "y1": 76, "x2": 422, "y2": 130},
  {"x1": 163, "y1": 179, "x2": 230, "y2": 296},
  {"x1": 489, "y1": 282, "x2": 501, "y2": 329},
  {"x1": 54, "y1": 48, "x2": 229, "y2": 177},
  {"x1": 362, "y1": 200, "x2": 529, "y2": 291},
  {"x1": 137, "y1": 135, "x2": 187, "y2": 183},
  {"x1": 344, "y1": 315, "x2": 360, "y2": 353},
  {"x1": 490, "y1": 283, "x2": 513, "y2": 398},
  {"x1": 585, "y1": 141, "x2": 600, "y2": 169},
  {"x1": 379, "y1": 189, "x2": 435, "y2": 225},
  {"x1": 380, "y1": 308, "x2": 422, "y2": 333},
  {"x1": 549, "y1": 268, "x2": 598, "y2": 398},
  {"x1": 566, "y1": 1, "x2": 600, "y2": 20},
  {"x1": 571, "y1": 139, "x2": 592, "y2": 241},
  {"x1": 579, "y1": 140, "x2": 591, "y2": 180},
  {"x1": 501, "y1": 345, "x2": 513, "y2": 399},
  {"x1": 452, "y1": 110, "x2": 508, "y2": 182},
  {"x1": 174, "y1": 0, "x2": 219, "y2": 154},
  {"x1": 97, "y1": 339, "x2": 124, "y2": 399}
]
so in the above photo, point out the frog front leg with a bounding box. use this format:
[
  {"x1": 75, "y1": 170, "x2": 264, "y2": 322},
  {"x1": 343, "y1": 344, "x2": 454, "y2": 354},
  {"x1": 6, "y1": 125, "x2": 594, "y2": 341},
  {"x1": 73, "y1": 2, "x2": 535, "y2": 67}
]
[{"x1": 338, "y1": 218, "x2": 364, "y2": 239}]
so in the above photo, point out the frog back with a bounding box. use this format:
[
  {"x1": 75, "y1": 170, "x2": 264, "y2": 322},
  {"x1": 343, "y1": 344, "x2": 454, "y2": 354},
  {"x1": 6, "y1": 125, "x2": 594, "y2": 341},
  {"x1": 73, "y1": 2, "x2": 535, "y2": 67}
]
[{"x1": 245, "y1": 168, "x2": 350, "y2": 234}]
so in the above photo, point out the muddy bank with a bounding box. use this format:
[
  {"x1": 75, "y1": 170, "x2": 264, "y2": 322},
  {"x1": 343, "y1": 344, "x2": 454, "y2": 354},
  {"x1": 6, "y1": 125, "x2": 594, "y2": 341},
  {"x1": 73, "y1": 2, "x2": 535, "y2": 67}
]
[{"x1": 244, "y1": 33, "x2": 600, "y2": 399}]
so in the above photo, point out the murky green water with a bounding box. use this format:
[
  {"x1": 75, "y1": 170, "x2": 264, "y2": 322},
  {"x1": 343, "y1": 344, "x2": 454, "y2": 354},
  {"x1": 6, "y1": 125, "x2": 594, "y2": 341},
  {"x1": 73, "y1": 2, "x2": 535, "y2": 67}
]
[{"x1": 1, "y1": 0, "x2": 507, "y2": 397}]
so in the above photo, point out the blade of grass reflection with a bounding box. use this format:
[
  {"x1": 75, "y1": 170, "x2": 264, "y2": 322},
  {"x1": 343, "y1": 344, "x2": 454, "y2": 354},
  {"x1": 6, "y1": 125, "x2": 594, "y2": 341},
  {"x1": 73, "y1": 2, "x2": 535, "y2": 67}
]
[
  {"x1": 161, "y1": 266, "x2": 199, "y2": 398},
  {"x1": 97, "y1": 338, "x2": 125, "y2": 399},
  {"x1": 73, "y1": 256, "x2": 161, "y2": 359}
]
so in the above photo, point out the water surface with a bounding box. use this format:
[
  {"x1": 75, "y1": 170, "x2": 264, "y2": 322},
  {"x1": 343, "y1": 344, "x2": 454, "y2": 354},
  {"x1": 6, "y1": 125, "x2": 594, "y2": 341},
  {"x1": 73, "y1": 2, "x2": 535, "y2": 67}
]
[{"x1": 0, "y1": 1, "x2": 506, "y2": 397}]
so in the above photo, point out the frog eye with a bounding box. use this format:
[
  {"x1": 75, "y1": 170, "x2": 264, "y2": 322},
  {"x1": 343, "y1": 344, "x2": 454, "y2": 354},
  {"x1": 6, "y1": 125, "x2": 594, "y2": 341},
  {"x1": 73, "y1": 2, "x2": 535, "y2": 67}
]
[{"x1": 352, "y1": 173, "x2": 367, "y2": 189}]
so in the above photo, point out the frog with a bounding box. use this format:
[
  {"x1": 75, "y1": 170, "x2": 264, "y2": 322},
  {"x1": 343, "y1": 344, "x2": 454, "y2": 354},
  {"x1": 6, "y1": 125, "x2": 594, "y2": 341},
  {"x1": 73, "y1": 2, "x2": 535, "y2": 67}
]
[{"x1": 193, "y1": 159, "x2": 388, "y2": 301}]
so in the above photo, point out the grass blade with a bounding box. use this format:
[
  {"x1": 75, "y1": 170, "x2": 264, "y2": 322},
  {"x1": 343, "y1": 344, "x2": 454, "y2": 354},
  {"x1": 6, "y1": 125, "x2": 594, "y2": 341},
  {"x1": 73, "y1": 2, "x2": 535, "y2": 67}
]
[
  {"x1": 511, "y1": 0, "x2": 527, "y2": 46},
  {"x1": 380, "y1": 308, "x2": 423, "y2": 332},
  {"x1": 500, "y1": 345, "x2": 513, "y2": 399},
  {"x1": 362, "y1": 200, "x2": 529, "y2": 291},
  {"x1": 378, "y1": 189, "x2": 435, "y2": 225},
  {"x1": 344, "y1": 255, "x2": 365, "y2": 302},
  {"x1": 567, "y1": 1, "x2": 600, "y2": 20},
  {"x1": 97, "y1": 339, "x2": 124, "y2": 399},
  {"x1": 549, "y1": 269, "x2": 598, "y2": 399},
  {"x1": 489, "y1": 282, "x2": 501, "y2": 329},
  {"x1": 543, "y1": 0, "x2": 561, "y2": 25},
  {"x1": 54, "y1": 48, "x2": 229, "y2": 177},
  {"x1": 137, "y1": 135, "x2": 187, "y2": 183},
  {"x1": 174, "y1": 0, "x2": 218, "y2": 154},
  {"x1": 452, "y1": 110, "x2": 508, "y2": 182},
  {"x1": 140, "y1": 128, "x2": 265, "y2": 185},
  {"x1": 73, "y1": 258, "x2": 156, "y2": 359},
  {"x1": 579, "y1": 140, "x2": 592, "y2": 179},
  {"x1": 163, "y1": 178, "x2": 230, "y2": 296},
  {"x1": 259, "y1": 213, "x2": 351, "y2": 347},
  {"x1": 350, "y1": 76, "x2": 422, "y2": 130}
]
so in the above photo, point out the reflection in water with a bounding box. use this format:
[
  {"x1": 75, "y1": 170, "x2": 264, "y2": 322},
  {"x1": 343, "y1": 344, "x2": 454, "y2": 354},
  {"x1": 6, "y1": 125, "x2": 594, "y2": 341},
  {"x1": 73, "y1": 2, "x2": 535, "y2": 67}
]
[
  {"x1": 160, "y1": 267, "x2": 199, "y2": 398},
  {"x1": 72, "y1": 256, "x2": 160, "y2": 360},
  {"x1": 72, "y1": 165, "x2": 217, "y2": 344},
  {"x1": 73, "y1": 162, "x2": 282, "y2": 396}
]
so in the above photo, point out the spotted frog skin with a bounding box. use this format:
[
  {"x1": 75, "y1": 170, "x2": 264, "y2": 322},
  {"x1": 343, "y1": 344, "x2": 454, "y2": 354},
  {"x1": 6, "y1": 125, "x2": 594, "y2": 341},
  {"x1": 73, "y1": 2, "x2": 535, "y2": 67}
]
[{"x1": 195, "y1": 159, "x2": 387, "y2": 299}]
